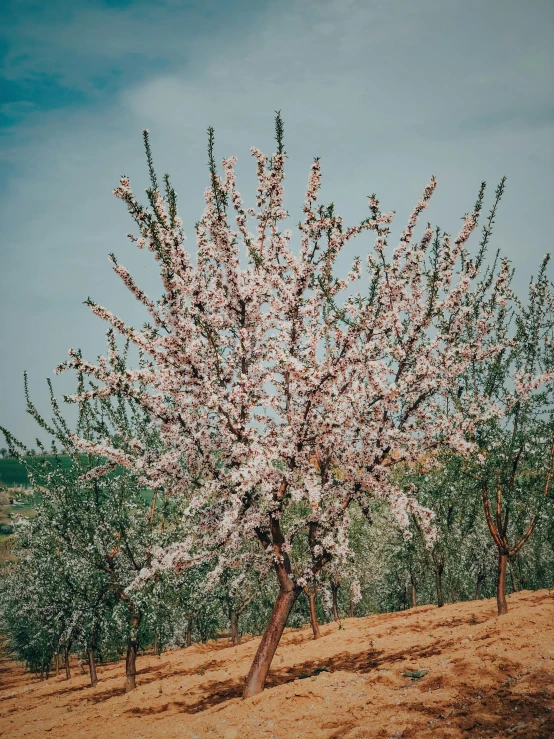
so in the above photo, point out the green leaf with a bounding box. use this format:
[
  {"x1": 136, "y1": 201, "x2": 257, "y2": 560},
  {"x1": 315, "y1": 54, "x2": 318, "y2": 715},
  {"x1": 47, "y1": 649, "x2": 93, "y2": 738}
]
[{"x1": 402, "y1": 668, "x2": 429, "y2": 679}]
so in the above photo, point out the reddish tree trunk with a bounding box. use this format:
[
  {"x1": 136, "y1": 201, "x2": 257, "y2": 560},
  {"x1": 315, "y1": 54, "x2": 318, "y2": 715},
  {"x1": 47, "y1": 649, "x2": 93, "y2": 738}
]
[
  {"x1": 230, "y1": 609, "x2": 241, "y2": 645},
  {"x1": 509, "y1": 566, "x2": 519, "y2": 593},
  {"x1": 481, "y1": 459, "x2": 553, "y2": 619},
  {"x1": 475, "y1": 571, "x2": 485, "y2": 601},
  {"x1": 331, "y1": 584, "x2": 340, "y2": 622},
  {"x1": 125, "y1": 638, "x2": 138, "y2": 692},
  {"x1": 186, "y1": 619, "x2": 193, "y2": 647},
  {"x1": 435, "y1": 566, "x2": 444, "y2": 608},
  {"x1": 64, "y1": 645, "x2": 71, "y2": 680},
  {"x1": 87, "y1": 647, "x2": 98, "y2": 688},
  {"x1": 125, "y1": 615, "x2": 140, "y2": 693},
  {"x1": 410, "y1": 577, "x2": 417, "y2": 609},
  {"x1": 243, "y1": 583, "x2": 301, "y2": 697},
  {"x1": 349, "y1": 594, "x2": 354, "y2": 618},
  {"x1": 497, "y1": 552, "x2": 508, "y2": 616},
  {"x1": 55, "y1": 652, "x2": 59, "y2": 677},
  {"x1": 306, "y1": 590, "x2": 321, "y2": 639}
]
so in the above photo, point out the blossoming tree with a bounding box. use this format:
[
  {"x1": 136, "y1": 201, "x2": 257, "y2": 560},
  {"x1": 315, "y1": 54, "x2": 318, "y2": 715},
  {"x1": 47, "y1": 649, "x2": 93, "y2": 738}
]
[
  {"x1": 58, "y1": 115, "x2": 513, "y2": 696},
  {"x1": 1, "y1": 368, "x2": 175, "y2": 692},
  {"x1": 464, "y1": 255, "x2": 554, "y2": 615}
]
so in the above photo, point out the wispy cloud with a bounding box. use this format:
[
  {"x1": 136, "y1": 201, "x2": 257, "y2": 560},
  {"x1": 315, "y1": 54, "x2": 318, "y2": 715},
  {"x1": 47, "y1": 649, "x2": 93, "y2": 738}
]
[{"x1": 1, "y1": 0, "x2": 553, "y2": 443}]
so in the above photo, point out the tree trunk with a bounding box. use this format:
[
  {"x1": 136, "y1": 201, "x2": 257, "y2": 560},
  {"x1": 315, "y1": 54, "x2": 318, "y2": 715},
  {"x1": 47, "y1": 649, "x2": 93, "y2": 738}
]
[
  {"x1": 306, "y1": 591, "x2": 321, "y2": 639},
  {"x1": 64, "y1": 645, "x2": 71, "y2": 680},
  {"x1": 331, "y1": 585, "x2": 340, "y2": 622},
  {"x1": 243, "y1": 584, "x2": 301, "y2": 698},
  {"x1": 55, "y1": 651, "x2": 59, "y2": 677},
  {"x1": 230, "y1": 609, "x2": 240, "y2": 646},
  {"x1": 410, "y1": 577, "x2": 417, "y2": 609},
  {"x1": 153, "y1": 633, "x2": 158, "y2": 656},
  {"x1": 509, "y1": 566, "x2": 519, "y2": 593},
  {"x1": 435, "y1": 566, "x2": 444, "y2": 608},
  {"x1": 87, "y1": 647, "x2": 98, "y2": 688},
  {"x1": 349, "y1": 594, "x2": 354, "y2": 618},
  {"x1": 475, "y1": 572, "x2": 484, "y2": 601},
  {"x1": 125, "y1": 615, "x2": 140, "y2": 693},
  {"x1": 497, "y1": 552, "x2": 509, "y2": 616},
  {"x1": 186, "y1": 619, "x2": 193, "y2": 647}
]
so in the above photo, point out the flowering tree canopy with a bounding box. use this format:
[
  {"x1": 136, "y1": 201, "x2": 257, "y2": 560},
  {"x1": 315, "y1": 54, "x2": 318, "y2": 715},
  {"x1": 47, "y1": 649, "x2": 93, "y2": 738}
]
[
  {"x1": 57, "y1": 115, "x2": 513, "y2": 695},
  {"x1": 1, "y1": 371, "x2": 169, "y2": 691}
]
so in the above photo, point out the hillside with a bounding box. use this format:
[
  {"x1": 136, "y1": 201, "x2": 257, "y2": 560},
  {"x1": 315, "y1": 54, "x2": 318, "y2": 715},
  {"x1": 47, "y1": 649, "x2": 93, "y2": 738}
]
[
  {"x1": 0, "y1": 456, "x2": 149, "y2": 546},
  {"x1": 0, "y1": 457, "x2": 30, "y2": 489},
  {"x1": 0, "y1": 456, "x2": 78, "y2": 488},
  {"x1": 1, "y1": 589, "x2": 552, "y2": 738}
]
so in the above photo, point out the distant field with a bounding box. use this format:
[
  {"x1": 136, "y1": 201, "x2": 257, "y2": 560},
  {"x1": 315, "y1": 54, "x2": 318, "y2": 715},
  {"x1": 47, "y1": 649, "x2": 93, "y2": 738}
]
[
  {"x1": 0, "y1": 455, "x2": 154, "y2": 547},
  {"x1": 0, "y1": 456, "x2": 30, "y2": 487},
  {"x1": 0, "y1": 455, "x2": 77, "y2": 488},
  {"x1": 0, "y1": 456, "x2": 74, "y2": 545}
]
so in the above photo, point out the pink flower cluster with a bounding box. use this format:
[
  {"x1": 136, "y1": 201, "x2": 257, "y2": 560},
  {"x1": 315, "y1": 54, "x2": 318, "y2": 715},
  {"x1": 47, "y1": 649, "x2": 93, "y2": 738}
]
[{"x1": 58, "y1": 133, "x2": 515, "y2": 587}]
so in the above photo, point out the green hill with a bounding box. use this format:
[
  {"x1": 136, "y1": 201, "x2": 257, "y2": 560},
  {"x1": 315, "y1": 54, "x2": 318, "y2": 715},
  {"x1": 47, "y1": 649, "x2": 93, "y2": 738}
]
[
  {"x1": 0, "y1": 455, "x2": 155, "y2": 549},
  {"x1": 0, "y1": 455, "x2": 76, "y2": 488},
  {"x1": 0, "y1": 457, "x2": 31, "y2": 488}
]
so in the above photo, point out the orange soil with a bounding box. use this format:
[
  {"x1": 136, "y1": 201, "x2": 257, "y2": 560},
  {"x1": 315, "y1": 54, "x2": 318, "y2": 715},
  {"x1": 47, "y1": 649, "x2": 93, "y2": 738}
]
[{"x1": 1, "y1": 589, "x2": 553, "y2": 739}]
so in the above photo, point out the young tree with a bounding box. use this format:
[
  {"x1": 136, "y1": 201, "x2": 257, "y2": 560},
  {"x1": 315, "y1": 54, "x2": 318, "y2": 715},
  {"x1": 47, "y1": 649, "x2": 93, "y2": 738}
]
[
  {"x1": 1, "y1": 522, "x2": 66, "y2": 681},
  {"x1": 1, "y1": 368, "x2": 170, "y2": 692},
  {"x1": 218, "y1": 559, "x2": 268, "y2": 646},
  {"x1": 302, "y1": 580, "x2": 322, "y2": 639},
  {"x1": 467, "y1": 257, "x2": 554, "y2": 615},
  {"x1": 402, "y1": 453, "x2": 482, "y2": 608},
  {"x1": 407, "y1": 253, "x2": 554, "y2": 616},
  {"x1": 58, "y1": 115, "x2": 514, "y2": 696},
  {"x1": 481, "y1": 433, "x2": 554, "y2": 615}
]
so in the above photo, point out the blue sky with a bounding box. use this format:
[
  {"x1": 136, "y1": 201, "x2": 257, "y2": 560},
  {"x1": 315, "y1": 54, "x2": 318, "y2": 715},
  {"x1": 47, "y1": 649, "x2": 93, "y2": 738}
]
[{"x1": 1, "y1": 0, "x2": 553, "y2": 446}]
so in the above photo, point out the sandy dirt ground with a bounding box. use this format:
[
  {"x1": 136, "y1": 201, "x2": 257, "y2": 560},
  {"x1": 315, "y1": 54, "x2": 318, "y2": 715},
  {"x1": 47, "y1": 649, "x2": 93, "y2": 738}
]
[{"x1": 1, "y1": 589, "x2": 553, "y2": 739}]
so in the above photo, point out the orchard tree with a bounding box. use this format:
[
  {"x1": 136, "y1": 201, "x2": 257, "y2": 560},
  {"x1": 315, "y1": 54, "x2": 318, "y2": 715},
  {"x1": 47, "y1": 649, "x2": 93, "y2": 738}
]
[
  {"x1": 58, "y1": 114, "x2": 517, "y2": 696},
  {"x1": 485, "y1": 259, "x2": 554, "y2": 615},
  {"x1": 2, "y1": 511, "x2": 117, "y2": 685},
  {"x1": 217, "y1": 554, "x2": 270, "y2": 646},
  {"x1": 1, "y1": 521, "x2": 67, "y2": 680},
  {"x1": 414, "y1": 255, "x2": 553, "y2": 616},
  {"x1": 403, "y1": 453, "x2": 483, "y2": 608},
  {"x1": 1, "y1": 366, "x2": 173, "y2": 692},
  {"x1": 457, "y1": 255, "x2": 554, "y2": 615}
]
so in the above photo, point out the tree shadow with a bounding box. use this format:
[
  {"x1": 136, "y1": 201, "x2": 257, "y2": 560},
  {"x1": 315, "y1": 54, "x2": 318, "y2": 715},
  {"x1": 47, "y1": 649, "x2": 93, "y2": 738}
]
[
  {"x1": 265, "y1": 639, "x2": 452, "y2": 686},
  {"x1": 125, "y1": 677, "x2": 245, "y2": 716},
  {"x1": 87, "y1": 685, "x2": 125, "y2": 704},
  {"x1": 52, "y1": 682, "x2": 98, "y2": 697},
  {"x1": 168, "y1": 658, "x2": 227, "y2": 679},
  {"x1": 411, "y1": 673, "x2": 554, "y2": 738},
  {"x1": 122, "y1": 638, "x2": 457, "y2": 718},
  {"x1": 136, "y1": 661, "x2": 172, "y2": 675}
]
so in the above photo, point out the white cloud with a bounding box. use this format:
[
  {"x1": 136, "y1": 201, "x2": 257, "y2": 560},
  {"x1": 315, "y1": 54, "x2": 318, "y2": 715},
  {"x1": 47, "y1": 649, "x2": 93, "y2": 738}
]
[{"x1": 1, "y1": 0, "x2": 553, "y2": 443}]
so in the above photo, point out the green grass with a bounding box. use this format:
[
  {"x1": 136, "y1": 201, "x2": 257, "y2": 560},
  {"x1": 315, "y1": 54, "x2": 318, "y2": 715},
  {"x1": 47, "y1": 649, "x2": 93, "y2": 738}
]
[
  {"x1": 0, "y1": 456, "x2": 75, "y2": 542},
  {"x1": 0, "y1": 457, "x2": 30, "y2": 487},
  {"x1": 0, "y1": 455, "x2": 78, "y2": 488},
  {"x1": 0, "y1": 456, "x2": 157, "y2": 554}
]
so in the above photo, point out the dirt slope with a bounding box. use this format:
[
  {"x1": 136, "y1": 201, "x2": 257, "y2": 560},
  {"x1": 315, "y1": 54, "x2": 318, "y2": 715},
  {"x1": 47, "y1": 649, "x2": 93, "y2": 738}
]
[{"x1": 1, "y1": 589, "x2": 553, "y2": 739}]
